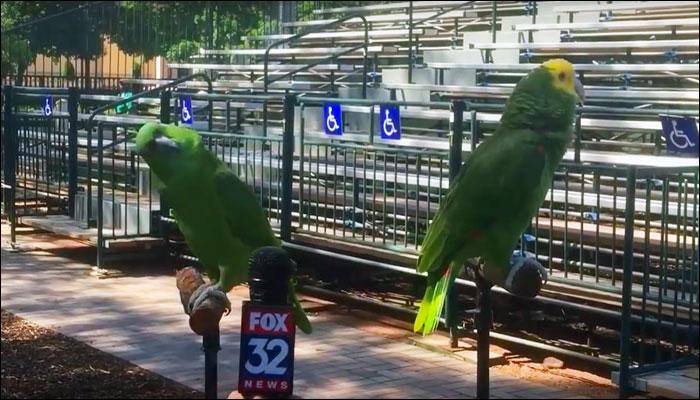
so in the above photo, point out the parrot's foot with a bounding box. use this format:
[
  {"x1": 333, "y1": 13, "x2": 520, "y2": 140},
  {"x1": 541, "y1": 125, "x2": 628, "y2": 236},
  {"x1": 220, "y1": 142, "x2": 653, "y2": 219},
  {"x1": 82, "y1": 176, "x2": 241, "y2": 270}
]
[
  {"x1": 176, "y1": 267, "x2": 206, "y2": 314},
  {"x1": 504, "y1": 254, "x2": 548, "y2": 298},
  {"x1": 466, "y1": 259, "x2": 492, "y2": 289},
  {"x1": 187, "y1": 283, "x2": 231, "y2": 336}
]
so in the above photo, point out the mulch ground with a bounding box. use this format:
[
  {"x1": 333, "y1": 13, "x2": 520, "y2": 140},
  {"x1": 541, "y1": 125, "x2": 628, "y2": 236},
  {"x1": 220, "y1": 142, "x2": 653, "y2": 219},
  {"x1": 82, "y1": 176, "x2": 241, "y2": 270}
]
[{"x1": 1, "y1": 309, "x2": 203, "y2": 399}]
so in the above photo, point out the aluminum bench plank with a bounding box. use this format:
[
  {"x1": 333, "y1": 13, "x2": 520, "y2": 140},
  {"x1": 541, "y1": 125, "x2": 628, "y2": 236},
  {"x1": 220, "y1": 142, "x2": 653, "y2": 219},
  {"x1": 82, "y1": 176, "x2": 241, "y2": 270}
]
[
  {"x1": 470, "y1": 39, "x2": 699, "y2": 50},
  {"x1": 241, "y1": 29, "x2": 425, "y2": 41},
  {"x1": 425, "y1": 63, "x2": 700, "y2": 73},
  {"x1": 311, "y1": 0, "x2": 473, "y2": 15},
  {"x1": 198, "y1": 46, "x2": 386, "y2": 56},
  {"x1": 553, "y1": 1, "x2": 698, "y2": 13},
  {"x1": 513, "y1": 17, "x2": 699, "y2": 31},
  {"x1": 167, "y1": 63, "x2": 354, "y2": 72}
]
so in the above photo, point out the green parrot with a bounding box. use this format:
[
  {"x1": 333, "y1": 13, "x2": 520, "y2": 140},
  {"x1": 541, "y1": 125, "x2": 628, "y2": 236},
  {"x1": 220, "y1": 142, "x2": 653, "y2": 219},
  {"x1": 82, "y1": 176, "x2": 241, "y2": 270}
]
[
  {"x1": 414, "y1": 59, "x2": 585, "y2": 335},
  {"x1": 134, "y1": 122, "x2": 312, "y2": 334}
]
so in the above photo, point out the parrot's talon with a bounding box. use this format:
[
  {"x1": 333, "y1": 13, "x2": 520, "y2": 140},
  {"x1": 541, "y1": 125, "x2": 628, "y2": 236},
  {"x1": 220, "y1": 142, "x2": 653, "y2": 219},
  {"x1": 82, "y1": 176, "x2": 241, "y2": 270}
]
[{"x1": 186, "y1": 282, "x2": 231, "y2": 336}]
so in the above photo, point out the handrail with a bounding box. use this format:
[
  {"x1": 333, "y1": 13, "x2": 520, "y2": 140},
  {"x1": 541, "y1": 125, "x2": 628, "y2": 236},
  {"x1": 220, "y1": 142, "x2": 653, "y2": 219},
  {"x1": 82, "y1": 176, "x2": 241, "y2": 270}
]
[
  {"x1": 86, "y1": 73, "x2": 212, "y2": 131},
  {"x1": 87, "y1": 73, "x2": 212, "y2": 267},
  {"x1": 407, "y1": 1, "x2": 475, "y2": 83},
  {"x1": 264, "y1": 13, "x2": 369, "y2": 98}
]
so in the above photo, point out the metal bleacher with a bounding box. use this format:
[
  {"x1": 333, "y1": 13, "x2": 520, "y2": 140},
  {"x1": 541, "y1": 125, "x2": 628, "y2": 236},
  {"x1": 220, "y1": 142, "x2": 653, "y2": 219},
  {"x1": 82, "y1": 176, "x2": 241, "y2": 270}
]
[
  {"x1": 3, "y1": 1, "x2": 698, "y2": 388},
  {"x1": 90, "y1": 0, "x2": 696, "y2": 331}
]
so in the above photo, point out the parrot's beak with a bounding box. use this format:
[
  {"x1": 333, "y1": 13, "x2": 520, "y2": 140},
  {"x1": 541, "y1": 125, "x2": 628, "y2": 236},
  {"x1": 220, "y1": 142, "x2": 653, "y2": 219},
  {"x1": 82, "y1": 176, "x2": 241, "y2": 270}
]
[
  {"x1": 574, "y1": 76, "x2": 585, "y2": 104},
  {"x1": 153, "y1": 135, "x2": 181, "y2": 153}
]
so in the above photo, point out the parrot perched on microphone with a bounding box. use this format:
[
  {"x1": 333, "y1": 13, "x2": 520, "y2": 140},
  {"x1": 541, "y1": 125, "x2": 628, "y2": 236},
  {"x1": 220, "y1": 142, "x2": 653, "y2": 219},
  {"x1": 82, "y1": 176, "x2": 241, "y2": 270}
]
[
  {"x1": 414, "y1": 59, "x2": 586, "y2": 335},
  {"x1": 134, "y1": 122, "x2": 312, "y2": 334}
]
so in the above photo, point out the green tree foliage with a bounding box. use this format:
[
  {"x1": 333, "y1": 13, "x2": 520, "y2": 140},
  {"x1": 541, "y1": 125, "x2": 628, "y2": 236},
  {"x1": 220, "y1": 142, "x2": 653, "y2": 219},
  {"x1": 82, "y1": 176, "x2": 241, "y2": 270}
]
[
  {"x1": 107, "y1": 1, "x2": 268, "y2": 62},
  {"x1": 1, "y1": 1, "x2": 107, "y2": 85},
  {"x1": 1, "y1": 2, "x2": 34, "y2": 82},
  {"x1": 1, "y1": 1, "x2": 377, "y2": 85}
]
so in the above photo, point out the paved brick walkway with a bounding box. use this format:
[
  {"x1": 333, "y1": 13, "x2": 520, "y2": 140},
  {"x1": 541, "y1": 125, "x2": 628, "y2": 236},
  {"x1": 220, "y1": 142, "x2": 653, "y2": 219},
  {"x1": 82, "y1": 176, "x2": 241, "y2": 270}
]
[{"x1": 1, "y1": 242, "x2": 596, "y2": 399}]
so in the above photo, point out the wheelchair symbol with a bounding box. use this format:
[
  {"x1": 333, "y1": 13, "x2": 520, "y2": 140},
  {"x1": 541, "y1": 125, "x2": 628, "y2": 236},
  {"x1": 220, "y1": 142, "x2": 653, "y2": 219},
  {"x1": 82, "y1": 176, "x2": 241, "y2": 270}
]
[
  {"x1": 669, "y1": 119, "x2": 695, "y2": 149},
  {"x1": 382, "y1": 109, "x2": 397, "y2": 137},
  {"x1": 43, "y1": 98, "x2": 52, "y2": 116},
  {"x1": 326, "y1": 106, "x2": 340, "y2": 132},
  {"x1": 181, "y1": 104, "x2": 192, "y2": 123}
]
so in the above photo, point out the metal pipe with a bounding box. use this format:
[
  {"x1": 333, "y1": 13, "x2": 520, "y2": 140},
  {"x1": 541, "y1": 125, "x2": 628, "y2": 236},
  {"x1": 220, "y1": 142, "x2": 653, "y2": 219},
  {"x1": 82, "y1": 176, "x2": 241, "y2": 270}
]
[
  {"x1": 282, "y1": 241, "x2": 696, "y2": 333},
  {"x1": 477, "y1": 283, "x2": 491, "y2": 399},
  {"x1": 203, "y1": 329, "x2": 220, "y2": 399},
  {"x1": 574, "y1": 108, "x2": 582, "y2": 163},
  {"x1": 67, "y1": 87, "x2": 79, "y2": 219},
  {"x1": 296, "y1": 284, "x2": 619, "y2": 368},
  {"x1": 96, "y1": 123, "x2": 104, "y2": 268},
  {"x1": 2, "y1": 86, "x2": 17, "y2": 244},
  {"x1": 618, "y1": 166, "x2": 638, "y2": 398},
  {"x1": 408, "y1": 1, "x2": 413, "y2": 84},
  {"x1": 281, "y1": 94, "x2": 296, "y2": 242}
]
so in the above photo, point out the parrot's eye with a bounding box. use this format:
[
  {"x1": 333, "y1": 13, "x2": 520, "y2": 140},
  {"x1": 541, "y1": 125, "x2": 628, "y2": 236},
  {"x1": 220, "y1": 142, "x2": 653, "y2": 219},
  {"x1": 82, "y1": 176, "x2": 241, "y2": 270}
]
[{"x1": 558, "y1": 72, "x2": 566, "y2": 81}]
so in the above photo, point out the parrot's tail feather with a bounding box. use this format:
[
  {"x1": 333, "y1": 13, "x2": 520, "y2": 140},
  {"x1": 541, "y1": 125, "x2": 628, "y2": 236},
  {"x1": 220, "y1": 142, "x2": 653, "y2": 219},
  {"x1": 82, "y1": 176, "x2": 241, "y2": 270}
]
[
  {"x1": 414, "y1": 264, "x2": 457, "y2": 335},
  {"x1": 288, "y1": 281, "x2": 313, "y2": 334}
]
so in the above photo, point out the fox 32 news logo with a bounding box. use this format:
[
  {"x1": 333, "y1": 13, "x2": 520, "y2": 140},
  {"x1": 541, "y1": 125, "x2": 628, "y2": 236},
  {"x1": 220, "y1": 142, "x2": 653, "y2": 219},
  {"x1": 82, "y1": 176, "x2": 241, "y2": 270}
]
[{"x1": 238, "y1": 303, "x2": 295, "y2": 396}]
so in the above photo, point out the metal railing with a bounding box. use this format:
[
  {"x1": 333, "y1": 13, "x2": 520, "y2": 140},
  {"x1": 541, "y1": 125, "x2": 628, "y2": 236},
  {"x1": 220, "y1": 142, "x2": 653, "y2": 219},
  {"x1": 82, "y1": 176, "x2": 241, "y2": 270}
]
[
  {"x1": 3, "y1": 86, "x2": 698, "y2": 393},
  {"x1": 1, "y1": 86, "x2": 78, "y2": 243},
  {"x1": 89, "y1": 73, "x2": 213, "y2": 266},
  {"x1": 617, "y1": 165, "x2": 699, "y2": 397}
]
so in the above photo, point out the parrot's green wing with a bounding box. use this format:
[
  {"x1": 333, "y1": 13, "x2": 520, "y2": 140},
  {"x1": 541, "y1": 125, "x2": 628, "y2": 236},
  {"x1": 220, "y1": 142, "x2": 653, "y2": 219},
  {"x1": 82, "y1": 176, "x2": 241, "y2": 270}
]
[
  {"x1": 215, "y1": 166, "x2": 280, "y2": 249},
  {"x1": 216, "y1": 166, "x2": 312, "y2": 334},
  {"x1": 420, "y1": 130, "x2": 547, "y2": 273}
]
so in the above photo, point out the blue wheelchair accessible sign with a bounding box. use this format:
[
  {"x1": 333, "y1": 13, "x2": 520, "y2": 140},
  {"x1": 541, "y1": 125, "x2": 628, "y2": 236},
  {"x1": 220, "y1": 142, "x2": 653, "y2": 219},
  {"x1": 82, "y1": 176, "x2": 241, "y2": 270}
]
[
  {"x1": 660, "y1": 115, "x2": 698, "y2": 155},
  {"x1": 323, "y1": 102, "x2": 343, "y2": 136},
  {"x1": 180, "y1": 96, "x2": 193, "y2": 125},
  {"x1": 42, "y1": 96, "x2": 53, "y2": 117},
  {"x1": 379, "y1": 104, "x2": 401, "y2": 140}
]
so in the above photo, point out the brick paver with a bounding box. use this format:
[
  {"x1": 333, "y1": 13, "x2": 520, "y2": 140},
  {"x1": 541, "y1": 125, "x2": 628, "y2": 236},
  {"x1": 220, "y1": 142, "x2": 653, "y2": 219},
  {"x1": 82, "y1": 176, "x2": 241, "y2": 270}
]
[{"x1": 1, "y1": 244, "x2": 592, "y2": 399}]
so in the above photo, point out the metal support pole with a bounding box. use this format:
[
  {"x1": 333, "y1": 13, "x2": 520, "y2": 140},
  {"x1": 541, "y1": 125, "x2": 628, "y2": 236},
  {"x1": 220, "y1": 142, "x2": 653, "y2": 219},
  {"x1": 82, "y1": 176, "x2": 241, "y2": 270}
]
[
  {"x1": 362, "y1": 18, "x2": 369, "y2": 99},
  {"x1": 408, "y1": 1, "x2": 414, "y2": 84},
  {"x1": 470, "y1": 110, "x2": 479, "y2": 152},
  {"x1": 574, "y1": 108, "x2": 582, "y2": 163},
  {"x1": 96, "y1": 123, "x2": 104, "y2": 268},
  {"x1": 281, "y1": 94, "x2": 296, "y2": 242},
  {"x1": 203, "y1": 329, "x2": 220, "y2": 399},
  {"x1": 160, "y1": 90, "x2": 171, "y2": 124},
  {"x1": 68, "y1": 87, "x2": 79, "y2": 218},
  {"x1": 488, "y1": 1, "x2": 497, "y2": 63},
  {"x1": 449, "y1": 100, "x2": 465, "y2": 180},
  {"x1": 157, "y1": 90, "x2": 172, "y2": 238},
  {"x1": 2, "y1": 86, "x2": 17, "y2": 243},
  {"x1": 225, "y1": 101, "x2": 231, "y2": 132},
  {"x1": 263, "y1": 100, "x2": 268, "y2": 137},
  {"x1": 618, "y1": 166, "x2": 637, "y2": 399},
  {"x1": 477, "y1": 281, "x2": 492, "y2": 399},
  {"x1": 447, "y1": 100, "x2": 466, "y2": 348}
]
